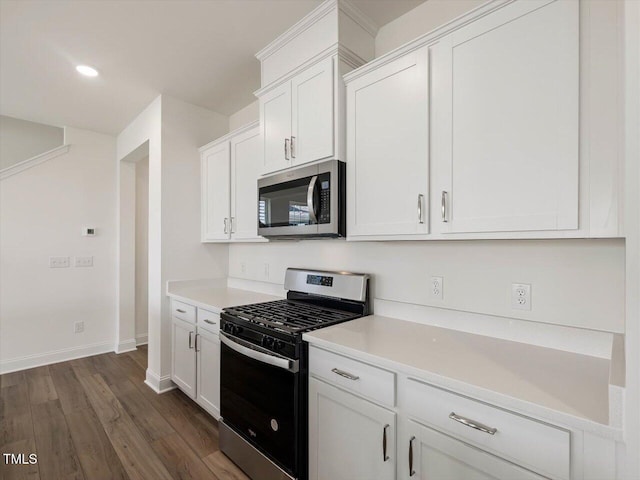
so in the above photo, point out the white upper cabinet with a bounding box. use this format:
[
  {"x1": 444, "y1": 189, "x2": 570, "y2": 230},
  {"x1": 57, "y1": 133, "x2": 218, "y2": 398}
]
[
  {"x1": 342, "y1": 0, "x2": 622, "y2": 240},
  {"x1": 346, "y1": 46, "x2": 429, "y2": 239},
  {"x1": 432, "y1": 0, "x2": 579, "y2": 235},
  {"x1": 261, "y1": 83, "x2": 292, "y2": 174},
  {"x1": 201, "y1": 142, "x2": 230, "y2": 241},
  {"x1": 254, "y1": 0, "x2": 376, "y2": 176},
  {"x1": 291, "y1": 57, "x2": 335, "y2": 165},
  {"x1": 230, "y1": 127, "x2": 263, "y2": 240},
  {"x1": 200, "y1": 122, "x2": 265, "y2": 243},
  {"x1": 259, "y1": 57, "x2": 334, "y2": 175}
]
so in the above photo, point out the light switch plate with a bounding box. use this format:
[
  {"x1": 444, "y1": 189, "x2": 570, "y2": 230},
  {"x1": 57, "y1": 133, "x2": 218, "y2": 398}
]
[
  {"x1": 49, "y1": 256, "x2": 70, "y2": 268},
  {"x1": 75, "y1": 256, "x2": 93, "y2": 267}
]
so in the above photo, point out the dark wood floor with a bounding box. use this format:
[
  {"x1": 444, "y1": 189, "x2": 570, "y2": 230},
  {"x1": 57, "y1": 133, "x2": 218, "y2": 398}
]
[{"x1": 0, "y1": 345, "x2": 248, "y2": 480}]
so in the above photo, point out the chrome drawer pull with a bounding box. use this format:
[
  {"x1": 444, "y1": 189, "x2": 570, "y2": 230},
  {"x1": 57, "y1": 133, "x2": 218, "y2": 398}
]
[
  {"x1": 441, "y1": 191, "x2": 448, "y2": 223},
  {"x1": 331, "y1": 368, "x2": 359, "y2": 381},
  {"x1": 203, "y1": 319, "x2": 217, "y2": 325},
  {"x1": 176, "y1": 309, "x2": 187, "y2": 314},
  {"x1": 449, "y1": 412, "x2": 497, "y2": 435}
]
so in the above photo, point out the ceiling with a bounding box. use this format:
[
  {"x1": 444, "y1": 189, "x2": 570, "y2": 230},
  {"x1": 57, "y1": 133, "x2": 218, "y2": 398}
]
[{"x1": 0, "y1": 0, "x2": 424, "y2": 135}]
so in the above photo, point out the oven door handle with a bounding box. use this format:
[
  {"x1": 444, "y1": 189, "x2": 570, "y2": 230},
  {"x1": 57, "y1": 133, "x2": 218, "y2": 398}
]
[
  {"x1": 307, "y1": 175, "x2": 318, "y2": 224},
  {"x1": 220, "y1": 332, "x2": 299, "y2": 373}
]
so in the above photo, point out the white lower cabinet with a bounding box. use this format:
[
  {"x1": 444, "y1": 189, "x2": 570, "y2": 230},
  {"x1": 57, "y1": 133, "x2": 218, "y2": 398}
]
[
  {"x1": 307, "y1": 346, "x2": 621, "y2": 480},
  {"x1": 405, "y1": 420, "x2": 546, "y2": 480},
  {"x1": 309, "y1": 377, "x2": 396, "y2": 480},
  {"x1": 195, "y1": 326, "x2": 220, "y2": 418},
  {"x1": 170, "y1": 301, "x2": 221, "y2": 419},
  {"x1": 171, "y1": 316, "x2": 197, "y2": 398}
]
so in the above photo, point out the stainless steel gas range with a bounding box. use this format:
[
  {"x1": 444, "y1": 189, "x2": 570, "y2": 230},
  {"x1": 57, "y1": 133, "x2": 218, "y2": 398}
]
[{"x1": 218, "y1": 268, "x2": 371, "y2": 480}]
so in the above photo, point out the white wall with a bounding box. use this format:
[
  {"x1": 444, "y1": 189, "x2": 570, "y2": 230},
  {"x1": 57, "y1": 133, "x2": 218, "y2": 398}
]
[
  {"x1": 117, "y1": 95, "x2": 229, "y2": 391},
  {"x1": 0, "y1": 115, "x2": 64, "y2": 170},
  {"x1": 0, "y1": 127, "x2": 117, "y2": 372},
  {"x1": 229, "y1": 101, "x2": 259, "y2": 131},
  {"x1": 374, "y1": 0, "x2": 486, "y2": 56},
  {"x1": 623, "y1": 0, "x2": 640, "y2": 476},
  {"x1": 229, "y1": 239, "x2": 624, "y2": 333},
  {"x1": 135, "y1": 156, "x2": 149, "y2": 344}
]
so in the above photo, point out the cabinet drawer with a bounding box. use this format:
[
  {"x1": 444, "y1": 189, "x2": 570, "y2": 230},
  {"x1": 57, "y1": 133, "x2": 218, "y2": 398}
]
[
  {"x1": 309, "y1": 347, "x2": 395, "y2": 407},
  {"x1": 171, "y1": 300, "x2": 196, "y2": 323},
  {"x1": 405, "y1": 379, "x2": 570, "y2": 480},
  {"x1": 197, "y1": 308, "x2": 220, "y2": 335}
]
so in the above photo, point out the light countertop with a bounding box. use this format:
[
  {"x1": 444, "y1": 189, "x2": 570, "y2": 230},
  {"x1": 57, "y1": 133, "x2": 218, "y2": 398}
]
[
  {"x1": 166, "y1": 279, "x2": 282, "y2": 313},
  {"x1": 304, "y1": 315, "x2": 619, "y2": 437}
]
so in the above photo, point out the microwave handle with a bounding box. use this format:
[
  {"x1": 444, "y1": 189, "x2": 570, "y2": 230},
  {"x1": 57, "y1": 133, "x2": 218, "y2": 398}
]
[{"x1": 307, "y1": 175, "x2": 319, "y2": 224}]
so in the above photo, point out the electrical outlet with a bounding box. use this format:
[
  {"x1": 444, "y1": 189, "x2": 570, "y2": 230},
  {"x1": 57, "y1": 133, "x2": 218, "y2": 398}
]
[
  {"x1": 74, "y1": 321, "x2": 84, "y2": 333},
  {"x1": 511, "y1": 283, "x2": 531, "y2": 311},
  {"x1": 264, "y1": 263, "x2": 270, "y2": 279},
  {"x1": 240, "y1": 262, "x2": 246, "y2": 274},
  {"x1": 49, "y1": 256, "x2": 70, "y2": 268},
  {"x1": 75, "y1": 256, "x2": 93, "y2": 267},
  {"x1": 430, "y1": 276, "x2": 444, "y2": 300}
]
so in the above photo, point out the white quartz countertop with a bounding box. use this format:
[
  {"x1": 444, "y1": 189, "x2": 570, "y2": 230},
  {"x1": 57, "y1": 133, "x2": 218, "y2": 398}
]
[
  {"x1": 304, "y1": 315, "x2": 618, "y2": 437},
  {"x1": 166, "y1": 280, "x2": 282, "y2": 313}
]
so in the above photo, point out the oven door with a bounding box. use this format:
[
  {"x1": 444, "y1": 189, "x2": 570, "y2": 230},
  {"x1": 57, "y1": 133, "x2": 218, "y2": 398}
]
[{"x1": 220, "y1": 332, "x2": 300, "y2": 475}]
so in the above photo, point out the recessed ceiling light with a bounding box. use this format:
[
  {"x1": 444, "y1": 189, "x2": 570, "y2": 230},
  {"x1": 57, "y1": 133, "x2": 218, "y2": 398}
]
[{"x1": 76, "y1": 65, "x2": 99, "y2": 77}]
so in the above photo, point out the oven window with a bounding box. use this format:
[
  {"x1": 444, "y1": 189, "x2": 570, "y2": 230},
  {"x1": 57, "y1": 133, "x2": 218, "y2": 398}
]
[{"x1": 259, "y1": 177, "x2": 313, "y2": 228}]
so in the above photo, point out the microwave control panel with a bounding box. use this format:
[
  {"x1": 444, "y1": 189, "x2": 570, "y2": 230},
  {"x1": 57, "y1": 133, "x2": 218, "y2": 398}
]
[{"x1": 318, "y1": 173, "x2": 331, "y2": 224}]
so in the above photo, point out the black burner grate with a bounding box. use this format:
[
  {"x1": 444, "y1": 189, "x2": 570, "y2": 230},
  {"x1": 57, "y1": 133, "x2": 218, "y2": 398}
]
[{"x1": 224, "y1": 299, "x2": 360, "y2": 334}]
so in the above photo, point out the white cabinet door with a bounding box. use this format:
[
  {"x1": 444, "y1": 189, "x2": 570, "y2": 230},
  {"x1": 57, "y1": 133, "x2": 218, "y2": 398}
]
[
  {"x1": 230, "y1": 127, "x2": 263, "y2": 241},
  {"x1": 201, "y1": 142, "x2": 231, "y2": 241},
  {"x1": 171, "y1": 317, "x2": 196, "y2": 399},
  {"x1": 291, "y1": 56, "x2": 334, "y2": 166},
  {"x1": 309, "y1": 378, "x2": 396, "y2": 480},
  {"x1": 432, "y1": 0, "x2": 579, "y2": 234},
  {"x1": 405, "y1": 420, "x2": 546, "y2": 480},
  {"x1": 196, "y1": 328, "x2": 220, "y2": 419},
  {"x1": 347, "y1": 46, "x2": 429, "y2": 238},
  {"x1": 260, "y1": 82, "x2": 292, "y2": 174}
]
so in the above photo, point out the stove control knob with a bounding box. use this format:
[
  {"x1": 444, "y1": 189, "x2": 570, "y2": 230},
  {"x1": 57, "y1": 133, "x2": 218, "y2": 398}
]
[
  {"x1": 274, "y1": 340, "x2": 285, "y2": 351},
  {"x1": 235, "y1": 325, "x2": 244, "y2": 335},
  {"x1": 263, "y1": 337, "x2": 274, "y2": 348}
]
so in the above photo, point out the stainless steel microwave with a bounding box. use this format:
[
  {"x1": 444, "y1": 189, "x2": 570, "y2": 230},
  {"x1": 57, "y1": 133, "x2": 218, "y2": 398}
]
[{"x1": 257, "y1": 160, "x2": 345, "y2": 239}]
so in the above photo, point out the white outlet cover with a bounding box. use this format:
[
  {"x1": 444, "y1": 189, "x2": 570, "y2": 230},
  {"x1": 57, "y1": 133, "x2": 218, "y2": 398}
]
[
  {"x1": 430, "y1": 276, "x2": 444, "y2": 300},
  {"x1": 511, "y1": 283, "x2": 531, "y2": 311}
]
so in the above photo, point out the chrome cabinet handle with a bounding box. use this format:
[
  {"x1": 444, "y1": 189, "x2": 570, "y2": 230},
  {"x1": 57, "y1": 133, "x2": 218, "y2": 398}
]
[
  {"x1": 195, "y1": 334, "x2": 200, "y2": 352},
  {"x1": 417, "y1": 194, "x2": 424, "y2": 224},
  {"x1": 409, "y1": 436, "x2": 416, "y2": 476},
  {"x1": 291, "y1": 136, "x2": 296, "y2": 158},
  {"x1": 331, "y1": 368, "x2": 359, "y2": 381},
  {"x1": 383, "y1": 424, "x2": 390, "y2": 462},
  {"x1": 223, "y1": 217, "x2": 228, "y2": 234},
  {"x1": 449, "y1": 412, "x2": 497, "y2": 435},
  {"x1": 284, "y1": 138, "x2": 290, "y2": 160},
  {"x1": 203, "y1": 319, "x2": 217, "y2": 325},
  {"x1": 230, "y1": 217, "x2": 235, "y2": 234},
  {"x1": 441, "y1": 191, "x2": 448, "y2": 223},
  {"x1": 176, "y1": 309, "x2": 186, "y2": 314},
  {"x1": 307, "y1": 175, "x2": 318, "y2": 224},
  {"x1": 188, "y1": 331, "x2": 194, "y2": 349}
]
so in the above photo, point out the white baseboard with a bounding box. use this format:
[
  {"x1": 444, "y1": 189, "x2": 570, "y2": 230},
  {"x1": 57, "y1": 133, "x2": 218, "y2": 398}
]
[
  {"x1": 0, "y1": 341, "x2": 113, "y2": 374},
  {"x1": 115, "y1": 338, "x2": 137, "y2": 354},
  {"x1": 135, "y1": 334, "x2": 148, "y2": 346},
  {"x1": 145, "y1": 369, "x2": 176, "y2": 394}
]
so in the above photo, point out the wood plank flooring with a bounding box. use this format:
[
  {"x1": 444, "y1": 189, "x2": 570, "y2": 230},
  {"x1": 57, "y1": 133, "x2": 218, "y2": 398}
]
[{"x1": 0, "y1": 346, "x2": 249, "y2": 480}]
